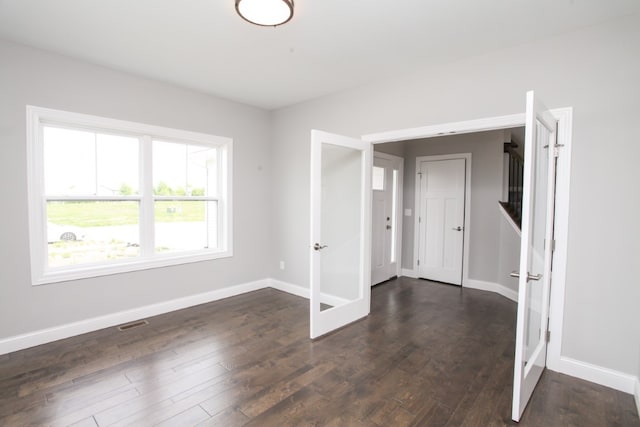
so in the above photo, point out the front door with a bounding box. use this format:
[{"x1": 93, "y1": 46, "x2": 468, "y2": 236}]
[
  {"x1": 371, "y1": 154, "x2": 400, "y2": 285},
  {"x1": 511, "y1": 91, "x2": 558, "y2": 421},
  {"x1": 309, "y1": 130, "x2": 372, "y2": 339},
  {"x1": 417, "y1": 157, "x2": 466, "y2": 285}
]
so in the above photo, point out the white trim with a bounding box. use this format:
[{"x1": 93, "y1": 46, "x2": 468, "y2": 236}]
[
  {"x1": 26, "y1": 105, "x2": 234, "y2": 286},
  {"x1": 372, "y1": 151, "x2": 405, "y2": 279},
  {"x1": 465, "y1": 279, "x2": 518, "y2": 303},
  {"x1": 269, "y1": 279, "x2": 309, "y2": 298},
  {"x1": 634, "y1": 376, "x2": 640, "y2": 417},
  {"x1": 269, "y1": 279, "x2": 349, "y2": 307},
  {"x1": 0, "y1": 278, "x2": 268, "y2": 355},
  {"x1": 413, "y1": 153, "x2": 471, "y2": 286},
  {"x1": 363, "y1": 113, "x2": 526, "y2": 144},
  {"x1": 498, "y1": 203, "x2": 522, "y2": 237},
  {"x1": 555, "y1": 356, "x2": 637, "y2": 394},
  {"x1": 401, "y1": 268, "x2": 418, "y2": 279},
  {"x1": 544, "y1": 107, "x2": 572, "y2": 374}
]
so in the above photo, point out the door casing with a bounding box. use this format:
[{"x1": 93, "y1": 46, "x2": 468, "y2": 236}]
[{"x1": 362, "y1": 108, "x2": 573, "y2": 375}]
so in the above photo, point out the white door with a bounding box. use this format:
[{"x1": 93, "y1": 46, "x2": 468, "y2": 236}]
[
  {"x1": 511, "y1": 91, "x2": 558, "y2": 422},
  {"x1": 310, "y1": 130, "x2": 372, "y2": 339},
  {"x1": 371, "y1": 154, "x2": 401, "y2": 285},
  {"x1": 417, "y1": 157, "x2": 466, "y2": 285}
]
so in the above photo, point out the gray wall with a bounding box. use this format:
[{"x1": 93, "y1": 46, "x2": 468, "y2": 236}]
[
  {"x1": 0, "y1": 40, "x2": 272, "y2": 338},
  {"x1": 270, "y1": 14, "x2": 640, "y2": 377},
  {"x1": 395, "y1": 132, "x2": 504, "y2": 282}
]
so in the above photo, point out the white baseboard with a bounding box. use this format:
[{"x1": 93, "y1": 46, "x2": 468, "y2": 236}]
[
  {"x1": 268, "y1": 279, "x2": 348, "y2": 306},
  {"x1": 269, "y1": 278, "x2": 309, "y2": 298},
  {"x1": 0, "y1": 278, "x2": 269, "y2": 356},
  {"x1": 634, "y1": 376, "x2": 640, "y2": 416},
  {"x1": 553, "y1": 356, "x2": 637, "y2": 394},
  {"x1": 465, "y1": 279, "x2": 518, "y2": 302},
  {"x1": 401, "y1": 268, "x2": 418, "y2": 279}
]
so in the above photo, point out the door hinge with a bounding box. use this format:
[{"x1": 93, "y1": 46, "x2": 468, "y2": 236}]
[
  {"x1": 418, "y1": 216, "x2": 421, "y2": 224},
  {"x1": 553, "y1": 144, "x2": 564, "y2": 158},
  {"x1": 546, "y1": 330, "x2": 551, "y2": 343},
  {"x1": 417, "y1": 259, "x2": 420, "y2": 266},
  {"x1": 545, "y1": 238, "x2": 557, "y2": 252}
]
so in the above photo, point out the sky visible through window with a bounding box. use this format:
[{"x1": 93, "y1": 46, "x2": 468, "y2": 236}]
[{"x1": 43, "y1": 126, "x2": 217, "y2": 197}]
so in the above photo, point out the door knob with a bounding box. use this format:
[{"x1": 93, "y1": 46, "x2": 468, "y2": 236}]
[
  {"x1": 386, "y1": 225, "x2": 392, "y2": 230},
  {"x1": 313, "y1": 243, "x2": 328, "y2": 251},
  {"x1": 452, "y1": 226, "x2": 463, "y2": 231},
  {"x1": 510, "y1": 271, "x2": 542, "y2": 282}
]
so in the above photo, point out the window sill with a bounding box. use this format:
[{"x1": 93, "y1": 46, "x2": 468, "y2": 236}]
[{"x1": 32, "y1": 249, "x2": 233, "y2": 286}]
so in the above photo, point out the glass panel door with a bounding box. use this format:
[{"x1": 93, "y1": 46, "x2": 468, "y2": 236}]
[
  {"x1": 310, "y1": 130, "x2": 371, "y2": 339},
  {"x1": 512, "y1": 91, "x2": 558, "y2": 421}
]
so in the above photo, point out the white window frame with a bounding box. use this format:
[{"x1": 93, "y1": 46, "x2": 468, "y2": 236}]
[{"x1": 27, "y1": 106, "x2": 233, "y2": 285}]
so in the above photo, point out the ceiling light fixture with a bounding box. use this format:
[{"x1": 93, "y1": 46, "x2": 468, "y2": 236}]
[{"x1": 235, "y1": 0, "x2": 294, "y2": 27}]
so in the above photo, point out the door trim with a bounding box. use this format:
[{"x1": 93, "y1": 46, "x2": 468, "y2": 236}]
[
  {"x1": 413, "y1": 153, "x2": 471, "y2": 286},
  {"x1": 373, "y1": 151, "x2": 404, "y2": 280},
  {"x1": 362, "y1": 107, "x2": 572, "y2": 377}
]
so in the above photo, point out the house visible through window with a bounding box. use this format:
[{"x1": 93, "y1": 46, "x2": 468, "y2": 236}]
[{"x1": 28, "y1": 106, "x2": 232, "y2": 285}]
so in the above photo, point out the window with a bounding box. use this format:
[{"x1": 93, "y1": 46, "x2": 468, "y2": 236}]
[
  {"x1": 372, "y1": 166, "x2": 385, "y2": 191},
  {"x1": 27, "y1": 106, "x2": 232, "y2": 285}
]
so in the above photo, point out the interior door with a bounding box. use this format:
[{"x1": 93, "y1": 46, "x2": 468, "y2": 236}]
[
  {"x1": 511, "y1": 91, "x2": 558, "y2": 422},
  {"x1": 371, "y1": 156, "x2": 395, "y2": 285},
  {"x1": 310, "y1": 130, "x2": 372, "y2": 339},
  {"x1": 417, "y1": 158, "x2": 465, "y2": 285}
]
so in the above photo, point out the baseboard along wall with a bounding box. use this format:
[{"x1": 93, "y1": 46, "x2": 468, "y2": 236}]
[
  {"x1": 0, "y1": 279, "x2": 269, "y2": 356},
  {"x1": 464, "y1": 279, "x2": 518, "y2": 303},
  {"x1": 0, "y1": 276, "x2": 637, "y2": 404}
]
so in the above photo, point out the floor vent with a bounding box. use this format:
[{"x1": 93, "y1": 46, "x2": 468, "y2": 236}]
[{"x1": 117, "y1": 320, "x2": 149, "y2": 331}]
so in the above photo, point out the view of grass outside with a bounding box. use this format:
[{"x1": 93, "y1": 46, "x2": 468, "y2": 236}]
[
  {"x1": 47, "y1": 200, "x2": 208, "y2": 267},
  {"x1": 47, "y1": 200, "x2": 206, "y2": 226}
]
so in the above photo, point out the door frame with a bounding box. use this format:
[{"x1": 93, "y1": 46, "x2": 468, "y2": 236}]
[
  {"x1": 362, "y1": 107, "x2": 572, "y2": 374},
  {"x1": 373, "y1": 151, "x2": 404, "y2": 281},
  {"x1": 414, "y1": 153, "x2": 471, "y2": 285}
]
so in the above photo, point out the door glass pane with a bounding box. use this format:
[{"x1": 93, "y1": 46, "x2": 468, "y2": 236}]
[
  {"x1": 390, "y1": 169, "x2": 398, "y2": 263},
  {"x1": 524, "y1": 121, "x2": 550, "y2": 362},
  {"x1": 155, "y1": 200, "x2": 218, "y2": 253},
  {"x1": 320, "y1": 144, "x2": 362, "y2": 311},
  {"x1": 46, "y1": 201, "x2": 140, "y2": 267},
  {"x1": 372, "y1": 166, "x2": 385, "y2": 191}
]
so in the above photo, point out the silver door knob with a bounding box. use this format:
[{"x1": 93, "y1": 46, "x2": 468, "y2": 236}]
[
  {"x1": 510, "y1": 271, "x2": 542, "y2": 282},
  {"x1": 452, "y1": 226, "x2": 463, "y2": 231},
  {"x1": 313, "y1": 243, "x2": 328, "y2": 251}
]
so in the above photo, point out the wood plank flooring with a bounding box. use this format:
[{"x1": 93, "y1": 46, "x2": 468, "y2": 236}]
[{"x1": 1, "y1": 277, "x2": 638, "y2": 426}]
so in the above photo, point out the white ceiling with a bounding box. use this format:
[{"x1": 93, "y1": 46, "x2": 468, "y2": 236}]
[{"x1": 1, "y1": 0, "x2": 639, "y2": 110}]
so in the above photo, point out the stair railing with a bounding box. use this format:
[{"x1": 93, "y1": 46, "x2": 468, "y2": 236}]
[{"x1": 500, "y1": 142, "x2": 524, "y2": 228}]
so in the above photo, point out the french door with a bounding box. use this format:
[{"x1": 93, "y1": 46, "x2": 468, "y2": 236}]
[
  {"x1": 309, "y1": 130, "x2": 372, "y2": 339},
  {"x1": 512, "y1": 91, "x2": 558, "y2": 421}
]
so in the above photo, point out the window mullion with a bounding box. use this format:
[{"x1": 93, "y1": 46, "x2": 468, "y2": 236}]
[{"x1": 140, "y1": 135, "x2": 154, "y2": 256}]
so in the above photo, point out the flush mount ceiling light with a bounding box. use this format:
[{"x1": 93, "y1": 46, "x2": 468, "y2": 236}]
[{"x1": 235, "y1": 0, "x2": 294, "y2": 27}]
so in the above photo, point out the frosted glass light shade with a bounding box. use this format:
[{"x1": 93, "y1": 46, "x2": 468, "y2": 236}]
[{"x1": 235, "y1": 0, "x2": 294, "y2": 27}]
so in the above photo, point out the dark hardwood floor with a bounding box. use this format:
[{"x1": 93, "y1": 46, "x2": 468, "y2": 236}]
[{"x1": 1, "y1": 277, "x2": 638, "y2": 426}]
